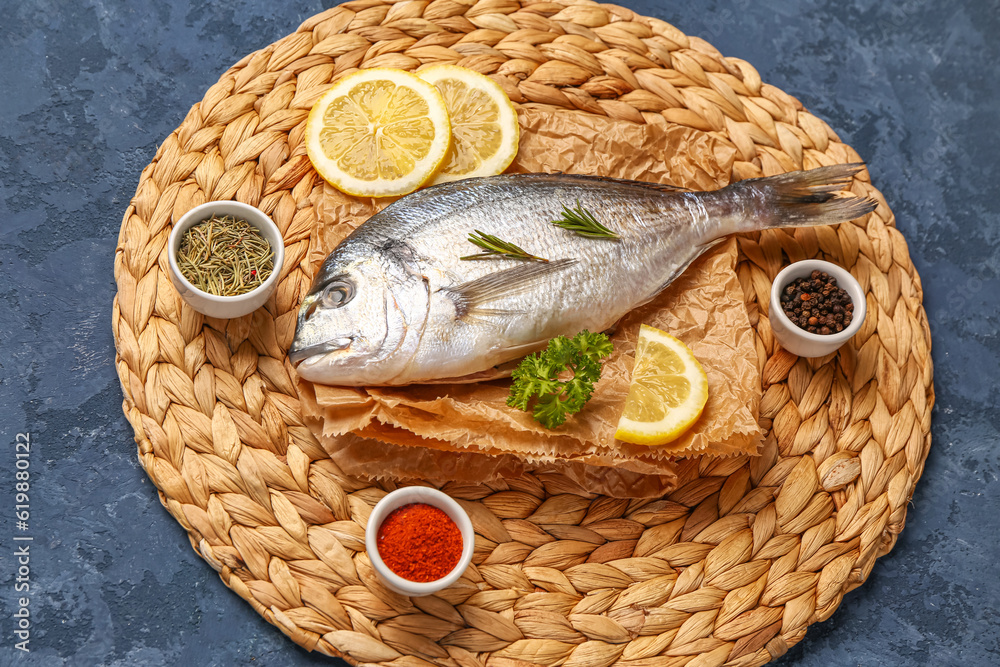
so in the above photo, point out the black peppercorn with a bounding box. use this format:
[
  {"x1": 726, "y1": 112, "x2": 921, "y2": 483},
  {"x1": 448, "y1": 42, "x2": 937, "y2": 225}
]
[{"x1": 778, "y1": 270, "x2": 854, "y2": 336}]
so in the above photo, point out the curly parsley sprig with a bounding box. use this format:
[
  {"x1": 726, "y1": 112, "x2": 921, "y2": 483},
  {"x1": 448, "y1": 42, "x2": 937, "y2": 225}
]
[{"x1": 507, "y1": 330, "x2": 614, "y2": 429}]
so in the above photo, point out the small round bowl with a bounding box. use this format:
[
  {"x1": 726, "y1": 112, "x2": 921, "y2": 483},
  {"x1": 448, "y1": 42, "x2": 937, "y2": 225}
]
[
  {"x1": 366, "y1": 487, "x2": 474, "y2": 597},
  {"x1": 167, "y1": 201, "x2": 284, "y2": 319},
  {"x1": 769, "y1": 259, "x2": 867, "y2": 358}
]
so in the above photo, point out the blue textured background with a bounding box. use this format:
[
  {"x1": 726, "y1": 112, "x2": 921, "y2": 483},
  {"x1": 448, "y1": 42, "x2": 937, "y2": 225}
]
[{"x1": 1, "y1": 0, "x2": 998, "y2": 664}]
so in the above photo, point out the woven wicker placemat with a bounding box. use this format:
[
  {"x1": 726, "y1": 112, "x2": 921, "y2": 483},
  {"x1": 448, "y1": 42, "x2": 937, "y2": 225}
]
[{"x1": 112, "y1": 2, "x2": 934, "y2": 665}]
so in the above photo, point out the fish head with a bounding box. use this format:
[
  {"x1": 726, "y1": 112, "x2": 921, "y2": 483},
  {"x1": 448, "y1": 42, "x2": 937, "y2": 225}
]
[{"x1": 289, "y1": 241, "x2": 429, "y2": 385}]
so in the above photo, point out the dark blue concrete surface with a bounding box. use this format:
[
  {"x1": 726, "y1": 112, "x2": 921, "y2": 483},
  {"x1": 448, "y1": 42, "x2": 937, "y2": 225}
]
[{"x1": 1, "y1": 0, "x2": 997, "y2": 665}]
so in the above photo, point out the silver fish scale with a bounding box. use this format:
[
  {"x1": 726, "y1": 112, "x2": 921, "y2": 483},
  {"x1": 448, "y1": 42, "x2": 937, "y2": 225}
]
[
  {"x1": 380, "y1": 175, "x2": 717, "y2": 305},
  {"x1": 349, "y1": 174, "x2": 726, "y2": 379},
  {"x1": 292, "y1": 165, "x2": 874, "y2": 384}
]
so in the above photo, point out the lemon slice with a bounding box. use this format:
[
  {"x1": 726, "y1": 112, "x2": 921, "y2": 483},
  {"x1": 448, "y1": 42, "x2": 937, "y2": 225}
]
[
  {"x1": 305, "y1": 68, "x2": 451, "y2": 197},
  {"x1": 615, "y1": 325, "x2": 709, "y2": 446},
  {"x1": 417, "y1": 65, "x2": 519, "y2": 185}
]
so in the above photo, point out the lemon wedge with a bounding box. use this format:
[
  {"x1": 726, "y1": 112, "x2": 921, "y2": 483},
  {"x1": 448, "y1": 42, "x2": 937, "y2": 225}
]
[
  {"x1": 615, "y1": 325, "x2": 709, "y2": 446},
  {"x1": 305, "y1": 68, "x2": 451, "y2": 197},
  {"x1": 417, "y1": 65, "x2": 519, "y2": 185}
]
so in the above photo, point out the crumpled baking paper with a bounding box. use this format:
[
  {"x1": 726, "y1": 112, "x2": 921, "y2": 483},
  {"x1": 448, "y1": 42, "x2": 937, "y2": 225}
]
[{"x1": 294, "y1": 105, "x2": 763, "y2": 497}]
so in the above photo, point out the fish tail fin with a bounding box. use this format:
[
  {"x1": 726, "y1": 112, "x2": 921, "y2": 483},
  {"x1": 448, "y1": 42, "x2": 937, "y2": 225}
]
[{"x1": 734, "y1": 162, "x2": 878, "y2": 231}]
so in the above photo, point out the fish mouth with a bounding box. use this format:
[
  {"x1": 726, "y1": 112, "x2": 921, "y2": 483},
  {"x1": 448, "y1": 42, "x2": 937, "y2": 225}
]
[{"x1": 288, "y1": 337, "x2": 353, "y2": 366}]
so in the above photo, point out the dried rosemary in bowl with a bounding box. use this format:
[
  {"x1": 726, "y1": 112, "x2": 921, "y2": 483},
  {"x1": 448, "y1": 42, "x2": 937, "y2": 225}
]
[{"x1": 176, "y1": 215, "x2": 274, "y2": 297}]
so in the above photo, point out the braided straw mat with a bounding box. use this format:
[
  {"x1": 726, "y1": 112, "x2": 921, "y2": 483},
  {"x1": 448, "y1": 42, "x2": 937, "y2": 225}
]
[{"x1": 112, "y1": 1, "x2": 934, "y2": 665}]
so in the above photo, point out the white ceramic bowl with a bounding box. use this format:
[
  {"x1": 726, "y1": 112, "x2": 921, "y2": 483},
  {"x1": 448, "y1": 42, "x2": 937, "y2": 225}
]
[
  {"x1": 366, "y1": 487, "x2": 475, "y2": 597},
  {"x1": 167, "y1": 201, "x2": 284, "y2": 319},
  {"x1": 769, "y1": 259, "x2": 866, "y2": 358}
]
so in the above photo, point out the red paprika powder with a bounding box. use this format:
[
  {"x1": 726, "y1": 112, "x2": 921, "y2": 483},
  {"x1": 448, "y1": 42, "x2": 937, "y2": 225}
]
[{"x1": 376, "y1": 503, "x2": 463, "y2": 582}]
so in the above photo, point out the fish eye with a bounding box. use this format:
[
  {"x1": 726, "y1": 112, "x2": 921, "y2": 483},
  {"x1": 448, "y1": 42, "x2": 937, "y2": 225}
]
[{"x1": 321, "y1": 280, "x2": 354, "y2": 308}]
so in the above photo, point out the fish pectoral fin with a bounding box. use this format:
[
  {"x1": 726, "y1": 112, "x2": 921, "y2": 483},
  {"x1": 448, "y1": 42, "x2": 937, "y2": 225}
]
[{"x1": 445, "y1": 258, "x2": 577, "y2": 320}]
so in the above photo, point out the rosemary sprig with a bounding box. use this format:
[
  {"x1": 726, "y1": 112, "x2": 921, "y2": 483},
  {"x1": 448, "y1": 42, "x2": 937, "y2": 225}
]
[
  {"x1": 461, "y1": 230, "x2": 549, "y2": 262},
  {"x1": 551, "y1": 200, "x2": 619, "y2": 239}
]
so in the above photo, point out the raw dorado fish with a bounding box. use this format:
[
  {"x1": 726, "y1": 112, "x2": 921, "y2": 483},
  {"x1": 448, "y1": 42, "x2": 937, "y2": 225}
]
[{"x1": 290, "y1": 164, "x2": 875, "y2": 385}]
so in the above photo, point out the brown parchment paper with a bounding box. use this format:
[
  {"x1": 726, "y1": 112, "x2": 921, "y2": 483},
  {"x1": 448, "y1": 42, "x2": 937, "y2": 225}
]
[{"x1": 295, "y1": 106, "x2": 763, "y2": 497}]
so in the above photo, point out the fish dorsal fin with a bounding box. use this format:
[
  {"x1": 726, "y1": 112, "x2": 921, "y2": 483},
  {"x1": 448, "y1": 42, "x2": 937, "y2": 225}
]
[
  {"x1": 538, "y1": 172, "x2": 691, "y2": 194},
  {"x1": 595, "y1": 176, "x2": 691, "y2": 193},
  {"x1": 445, "y1": 258, "x2": 577, "y2": 319}
]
